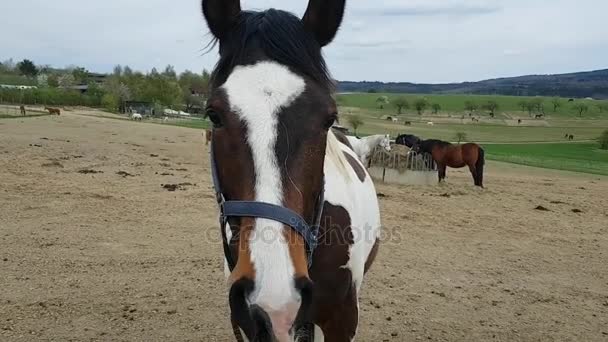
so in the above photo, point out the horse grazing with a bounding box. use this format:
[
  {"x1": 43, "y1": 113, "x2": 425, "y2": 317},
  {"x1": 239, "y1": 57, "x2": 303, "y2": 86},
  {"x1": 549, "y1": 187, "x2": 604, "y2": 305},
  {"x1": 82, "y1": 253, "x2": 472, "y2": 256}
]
[
  {"x1": 346, "y1": 134, "x2": 391, "y2": 166},
  {"x1": 395, "y1": 134, "x2": 421, "y2": 148},
  {"x1": 202, "y1": 0, "x2": 381, "y2": 340},
  {"x1": 20, "y1": 105, "x2": 26, "y2": 116},
  {"x1": 131, "y1": 113, "x2": 143, "y2": 121},
  {"x1": 44, "y1": 106, "x2": 61, "y2": 115},
  {"x1": 412, "y1": 139, "x2": 485, "y2": 187}
]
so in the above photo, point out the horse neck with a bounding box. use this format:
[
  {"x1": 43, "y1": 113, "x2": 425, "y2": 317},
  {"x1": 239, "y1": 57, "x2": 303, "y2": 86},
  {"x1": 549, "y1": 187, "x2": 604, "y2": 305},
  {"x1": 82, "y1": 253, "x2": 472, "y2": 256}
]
[{"x1": 365, "y1": 135, "x2": 385, "y2": 148}]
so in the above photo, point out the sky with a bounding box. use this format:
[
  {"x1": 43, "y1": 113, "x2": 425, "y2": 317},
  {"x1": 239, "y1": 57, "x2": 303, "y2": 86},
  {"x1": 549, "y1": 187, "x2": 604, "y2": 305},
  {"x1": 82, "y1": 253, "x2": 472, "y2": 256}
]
[{"x1": 1, "y1": 0, "x2": 607, "y2": 83}]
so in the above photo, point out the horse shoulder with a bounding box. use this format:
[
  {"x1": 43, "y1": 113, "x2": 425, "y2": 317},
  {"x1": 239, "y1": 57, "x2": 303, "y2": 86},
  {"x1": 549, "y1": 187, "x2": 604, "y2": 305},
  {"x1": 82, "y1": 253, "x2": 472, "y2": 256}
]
[{"x1": 323, "y1": 142, "x2": 381, "y2": 289}]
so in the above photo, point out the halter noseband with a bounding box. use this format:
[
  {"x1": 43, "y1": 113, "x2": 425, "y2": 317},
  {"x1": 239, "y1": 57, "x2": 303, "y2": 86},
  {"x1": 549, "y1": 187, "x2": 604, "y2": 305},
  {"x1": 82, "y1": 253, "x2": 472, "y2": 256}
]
[{"x1": 210, "y1": 138, "x2": 324, "y2": 271}]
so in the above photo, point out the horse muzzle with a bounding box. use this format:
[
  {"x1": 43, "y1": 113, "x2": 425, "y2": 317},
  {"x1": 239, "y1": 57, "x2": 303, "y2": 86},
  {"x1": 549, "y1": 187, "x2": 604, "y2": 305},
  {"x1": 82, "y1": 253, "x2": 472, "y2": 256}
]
[{"x1": 229, "y1": 277, "x2": 314, "y2": 342}]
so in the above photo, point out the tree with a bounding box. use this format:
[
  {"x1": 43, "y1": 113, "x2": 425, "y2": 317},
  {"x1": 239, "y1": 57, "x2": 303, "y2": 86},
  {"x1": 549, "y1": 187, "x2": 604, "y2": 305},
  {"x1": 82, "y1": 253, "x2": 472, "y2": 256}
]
[
  {"x1": 123, "y1": 66, "x2": 133, "y2": 77},
  {"x1": 37, "y1": 74, "x2": 49, "y2": 87},
  {"x1": 414, "y1": 98, "x2": 429, "y2": 115},
  {"x1": 70, "y1": 67, "x2": 88, "y2": 84},
  {"x1": 454, "y1": 132, "x2": 467, "y2": 144},
  {"x1": 483, "y1": 100, "x2": 499, "y2": 116},
  {"x1": 531, "y1": 98, "x2": 545, "y2": 114},
  {"x1": 47, "y1": 74, "x2": 59, "y2": 88},
  {"x1": 163, "y1": 65, "x2": 177, "y2": 79},
  {"x1": 596, "y1": 102, "x2": 608, "y2": 113},
  {"x1": 551, "y1": 98, "x2": 561, "y2": 112},
  {"x1": 113, "y1": 65, "x2": 123, "y2": 77},
  {"x1": 464, "y1": 100, "x2": 478, "y2": 114},
  {"x1": 58, "y1": 73, "x2": 76, "y2": 88},
  {"x1": 347, "y1": 115, "x2": 364, "y2": 136},
  {"x1": 393, "y1": 96, "x2": 408, "y2": 114},
  {"x1": 517, "y1": 100, "x2": 528, "y2": 112},
  {"x1": 431, "y1": 103, "x2": 441, "y2": 114},
  {"x1": 375, "y1": 96, "x2": 389, "y2": 109},
  {"x1": 599, "y1": 129, "x2": 608, "y2": 150},
  {"x1": 104, "y1": 76, "x2": 132, "y2": 112},
  {"x1": 102, "y1": 93, "x2": 120, "y2": 112},
  {"x1": 0, "y1": 58, "x2": 16, "y2": 72},
  {"x1": 573, "y1": 103, "x2": 589, "y2": 117},
  {"x1": 17, "y1": 59, "x2": 38, "y2": 77}
]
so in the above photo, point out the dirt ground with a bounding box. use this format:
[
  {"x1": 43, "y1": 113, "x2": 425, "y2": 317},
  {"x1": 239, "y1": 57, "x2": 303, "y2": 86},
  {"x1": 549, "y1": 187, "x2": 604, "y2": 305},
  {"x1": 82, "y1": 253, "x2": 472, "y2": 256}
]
[{"x1": 1, "y1": 112, "x2": 607, "y2": 342}]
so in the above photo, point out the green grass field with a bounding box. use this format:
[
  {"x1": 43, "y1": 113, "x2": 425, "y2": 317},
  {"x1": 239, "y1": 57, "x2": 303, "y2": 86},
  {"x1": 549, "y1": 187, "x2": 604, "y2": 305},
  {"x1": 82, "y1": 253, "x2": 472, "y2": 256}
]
[
  {"x1": 337, "y1": 93, "x2": 608, "y2": 119},
  {"x1": 484, "y1": 143, "x2": 608, "y2": 176}
]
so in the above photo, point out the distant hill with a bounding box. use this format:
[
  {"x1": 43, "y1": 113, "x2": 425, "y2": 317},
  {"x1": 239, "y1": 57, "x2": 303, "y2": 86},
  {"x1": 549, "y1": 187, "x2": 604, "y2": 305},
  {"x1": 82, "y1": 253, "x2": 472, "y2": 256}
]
[{"x1": 338, "y1": 69, "x2": 608, "y2": 99}]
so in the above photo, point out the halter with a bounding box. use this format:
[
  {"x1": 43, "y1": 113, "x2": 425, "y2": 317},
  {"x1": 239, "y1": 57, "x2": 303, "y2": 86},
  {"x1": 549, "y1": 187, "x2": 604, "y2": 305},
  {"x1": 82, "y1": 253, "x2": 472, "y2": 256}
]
[{"x1": 210, "y1": 138, "x2": 324, "y2": 271}]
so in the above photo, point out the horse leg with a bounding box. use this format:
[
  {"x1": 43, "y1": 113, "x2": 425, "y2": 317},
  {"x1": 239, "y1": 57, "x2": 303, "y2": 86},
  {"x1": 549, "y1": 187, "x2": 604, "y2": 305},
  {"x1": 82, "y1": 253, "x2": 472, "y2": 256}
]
[
  {"x1": 438, "y1": 164, "x2": 447, "y2": 183},
  {"x1": 468, "y1": 164, "x2": 478, "y2": 186},
  {"x1": 318, "y1": 284, "x2": 359, "y2": 342}
]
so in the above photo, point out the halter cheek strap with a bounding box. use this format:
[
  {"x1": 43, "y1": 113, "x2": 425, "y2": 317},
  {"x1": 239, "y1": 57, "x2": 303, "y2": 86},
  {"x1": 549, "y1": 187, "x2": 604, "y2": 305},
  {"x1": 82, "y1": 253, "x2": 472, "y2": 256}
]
[{"x1": 210, "y1": 139, "x2": 324, "y2": 271}]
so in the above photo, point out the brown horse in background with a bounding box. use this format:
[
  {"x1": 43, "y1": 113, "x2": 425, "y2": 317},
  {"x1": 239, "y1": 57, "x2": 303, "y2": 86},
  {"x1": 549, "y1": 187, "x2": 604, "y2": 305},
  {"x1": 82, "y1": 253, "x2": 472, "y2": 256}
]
[
  {"x1": 44, "y1": 106, "x2": 61, "y2": 115},
  {"x1": 412, "y1": 139, "x2": 485, "y2": 187},
  {"x1": 20, "y1": 105, "x2": 26, "y2": 116}
]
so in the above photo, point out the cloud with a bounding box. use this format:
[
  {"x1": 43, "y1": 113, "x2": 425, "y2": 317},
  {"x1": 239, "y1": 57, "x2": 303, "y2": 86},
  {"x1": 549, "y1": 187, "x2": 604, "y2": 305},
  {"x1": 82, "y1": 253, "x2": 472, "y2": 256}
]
[
  {"x1": 1, "y1": 0, "x2": 607, "y2": 83},
  {"x1": 353, "y1": 4, "x2": 502, "y2": 17}
]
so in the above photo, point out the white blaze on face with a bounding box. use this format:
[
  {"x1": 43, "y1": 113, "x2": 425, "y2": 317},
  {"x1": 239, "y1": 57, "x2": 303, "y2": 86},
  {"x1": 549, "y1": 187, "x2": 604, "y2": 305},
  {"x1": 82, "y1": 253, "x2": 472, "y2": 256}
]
[{"x1": 222, "y1": 61, "x2": 306, "y2": 324}]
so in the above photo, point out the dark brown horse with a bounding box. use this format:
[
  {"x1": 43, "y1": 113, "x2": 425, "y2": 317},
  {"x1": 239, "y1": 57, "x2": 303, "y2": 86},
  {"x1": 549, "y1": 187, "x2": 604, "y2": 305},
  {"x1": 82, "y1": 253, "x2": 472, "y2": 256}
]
[
  {"x1": 412, "y1": 139, "x2": 485, "y2": 187},
  {"x1": 20, "y1": 105, "x2": 26, "y2": 116}
]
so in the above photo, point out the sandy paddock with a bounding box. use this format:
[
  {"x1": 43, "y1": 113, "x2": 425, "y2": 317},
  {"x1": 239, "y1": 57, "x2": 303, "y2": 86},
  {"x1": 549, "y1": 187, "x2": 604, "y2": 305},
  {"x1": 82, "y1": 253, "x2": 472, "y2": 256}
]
[{"x1": 1, "y1": 113, "x2": 607, "y2": 341}]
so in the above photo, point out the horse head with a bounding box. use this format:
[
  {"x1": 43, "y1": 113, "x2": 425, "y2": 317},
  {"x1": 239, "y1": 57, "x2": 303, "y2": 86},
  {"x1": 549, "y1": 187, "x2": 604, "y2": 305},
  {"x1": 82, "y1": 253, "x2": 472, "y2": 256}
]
[
  {"x1": 380, "y1": 134, "x2": 392, "y2": 152},
  {"x1": 202, "y1": 0, "x2": 345, "y2": 340}
]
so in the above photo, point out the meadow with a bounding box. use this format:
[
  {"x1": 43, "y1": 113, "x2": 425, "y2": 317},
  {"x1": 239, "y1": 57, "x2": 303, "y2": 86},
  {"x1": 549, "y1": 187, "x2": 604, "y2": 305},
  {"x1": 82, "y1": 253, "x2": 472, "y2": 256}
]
[
  {"x1": 334, "y1": 92, "x2": 608, "y2": 175},
  {"x1": 337, "y1": 93, "x2": 608, "y2": 119},
  {"x1": 484, "y1": 143, "x2": 608, "y2": 176}
]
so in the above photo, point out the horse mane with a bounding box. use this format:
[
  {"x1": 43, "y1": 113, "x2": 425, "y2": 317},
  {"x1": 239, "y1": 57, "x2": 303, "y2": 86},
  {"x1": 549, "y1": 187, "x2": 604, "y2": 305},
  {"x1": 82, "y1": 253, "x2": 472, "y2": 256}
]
[
  {"x1": 326, "y1": 130, "x2": 352, "y2": 182},
  {"x1": 210, "y1": 9, "x2": 333, "y2": 91}
]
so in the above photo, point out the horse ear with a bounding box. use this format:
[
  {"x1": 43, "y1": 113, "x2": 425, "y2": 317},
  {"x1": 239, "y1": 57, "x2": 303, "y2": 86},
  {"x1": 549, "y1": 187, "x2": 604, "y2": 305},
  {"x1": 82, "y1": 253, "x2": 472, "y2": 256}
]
[
  {"x1": 301, "y1": 0, "x2": 346, "y2": 47},
  {"x1": 202, "y1": 0, "x2": 241, "y2": 40}
]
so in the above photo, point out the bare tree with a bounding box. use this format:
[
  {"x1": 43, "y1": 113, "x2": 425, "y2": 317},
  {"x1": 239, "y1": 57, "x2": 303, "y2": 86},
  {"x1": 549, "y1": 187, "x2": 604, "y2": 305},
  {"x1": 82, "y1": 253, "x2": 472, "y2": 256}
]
[
  {"x1": 573, "y1": 103, "x2": 589, "y2": 117},
  {"x1": 483, "y1": 100, "x2": 499, "y2": 116},
  {"x1": 347, "y1": 115, "x2": 364, "y2": 136},
  {"x1": 464, "y1": 100, "x2": 478, "y2": 114},
  {"x1": 431, "y1": 103, "x2": 441, "y2": 114},
  {"x1": 393, "y1": 96, "x2": 409, "y2": 114},
  {"x1": 454, "y1": 132, "x2": 467, "y2": 144},
  {"x1": 414, "y1": 98, "x2": 429, "y2": 115},
  {"x1": 551, "y1": 98, "x2": 561, "y2": 112}
]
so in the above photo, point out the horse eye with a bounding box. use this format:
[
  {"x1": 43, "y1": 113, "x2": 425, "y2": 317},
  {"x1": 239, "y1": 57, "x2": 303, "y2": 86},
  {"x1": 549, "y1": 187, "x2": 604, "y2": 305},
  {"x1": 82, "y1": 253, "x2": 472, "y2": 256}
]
[
  {"x1": 205, "y1": 109, "x2": 222, "y2": 128},
  {"x1": 323, "y1": 113, "x2": 338, "y2": 130}
]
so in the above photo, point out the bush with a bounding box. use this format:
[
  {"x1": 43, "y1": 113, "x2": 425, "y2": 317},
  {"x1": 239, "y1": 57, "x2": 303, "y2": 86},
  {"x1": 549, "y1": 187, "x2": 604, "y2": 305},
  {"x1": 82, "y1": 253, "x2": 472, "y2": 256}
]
[
  {"x1": 599, "y1": 129, "x2": 608, "y2": 150},
  {"x1": 102, "y1": 94, "x2": 120, "y2": 112}
]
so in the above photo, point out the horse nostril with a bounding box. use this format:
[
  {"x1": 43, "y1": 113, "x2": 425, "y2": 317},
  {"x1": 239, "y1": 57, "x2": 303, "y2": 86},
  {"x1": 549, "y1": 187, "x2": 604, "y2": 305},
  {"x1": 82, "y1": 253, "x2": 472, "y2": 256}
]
[
  {"x1": 294, "y1": 277, "x2": 314, "y2": 325},
  {"x1": 250, "y1": 305, "x2": 274, "y2": 341}
]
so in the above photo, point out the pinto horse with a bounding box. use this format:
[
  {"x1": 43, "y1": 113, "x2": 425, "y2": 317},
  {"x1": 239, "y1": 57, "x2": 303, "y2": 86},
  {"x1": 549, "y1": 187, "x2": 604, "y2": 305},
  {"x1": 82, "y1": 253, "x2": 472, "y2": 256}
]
[
  {"x1": 412, "y1": 139, "x2": 485, "y2": 187},
  {"x1": 202, "y1": 0, "x2": 381, "y2": 341}
]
